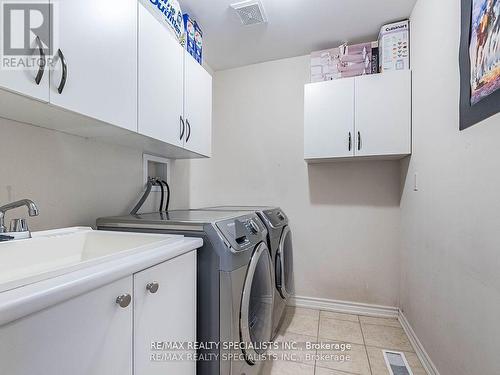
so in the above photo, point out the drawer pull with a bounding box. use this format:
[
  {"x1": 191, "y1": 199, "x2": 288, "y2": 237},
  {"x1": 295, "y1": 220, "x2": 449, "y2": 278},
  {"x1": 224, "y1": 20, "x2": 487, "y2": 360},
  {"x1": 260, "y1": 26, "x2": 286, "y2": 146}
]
[
  {"x1": 146, "y1": 282, "x2": 159, "y2": 294},
  {"x1": 34, "y1": 36, "x2": 46, "y2": 85},
  {"x1": 116, "y1": 294, "x2": 131, "y2": 308},
  {"x1": 57, "y1": 49, "x2": 68, "y2": 94}
]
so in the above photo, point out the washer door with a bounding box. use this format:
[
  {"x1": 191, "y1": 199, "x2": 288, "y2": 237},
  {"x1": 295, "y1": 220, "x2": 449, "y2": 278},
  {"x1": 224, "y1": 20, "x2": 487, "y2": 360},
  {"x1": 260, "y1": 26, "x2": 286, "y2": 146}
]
[
  {"x1": 276, "y1": 226, "x2": 293, "y2": 300},
  {"x1": 240, "y1": 242, "x2": 274, "y2": 365}
]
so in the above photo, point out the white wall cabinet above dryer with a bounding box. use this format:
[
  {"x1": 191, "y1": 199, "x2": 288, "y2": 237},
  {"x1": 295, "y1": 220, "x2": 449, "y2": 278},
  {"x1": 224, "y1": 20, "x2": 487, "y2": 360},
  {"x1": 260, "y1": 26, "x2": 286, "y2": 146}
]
[
  {"x1": 137, "y1": 4, "x2": 212, "y2": 158},
  {"x1": 183, "y1": 50, "x2": 213, "y2": 157},
  {"x1": 304, "y1": 70, "x2": 411, "y2": 162},
  {"x1": 138, "y1": 3, "x2": 184, "y2": 148}
]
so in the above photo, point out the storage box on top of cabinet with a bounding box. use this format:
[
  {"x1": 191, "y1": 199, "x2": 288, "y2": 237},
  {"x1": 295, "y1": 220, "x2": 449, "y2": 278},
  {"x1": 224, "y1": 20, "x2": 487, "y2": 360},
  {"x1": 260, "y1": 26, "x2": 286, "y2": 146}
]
[{"x1": 304, "y1": 70, "x2": 411, "y2": 162}]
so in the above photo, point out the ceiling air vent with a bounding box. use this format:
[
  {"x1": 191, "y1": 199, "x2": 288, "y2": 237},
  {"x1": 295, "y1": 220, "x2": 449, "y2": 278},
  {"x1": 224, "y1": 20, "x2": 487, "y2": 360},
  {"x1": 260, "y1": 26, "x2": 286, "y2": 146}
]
[{"x1": 230, "y1": 0, "x2": 267, "y2": 26}]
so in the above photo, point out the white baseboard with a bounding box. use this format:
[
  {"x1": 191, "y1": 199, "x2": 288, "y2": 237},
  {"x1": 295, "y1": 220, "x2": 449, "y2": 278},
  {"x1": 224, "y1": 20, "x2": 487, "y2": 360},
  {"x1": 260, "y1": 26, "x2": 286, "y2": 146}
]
[
  {"x1": 289, "y1": 295, "x2": 399, "y2": 318},
  {"x1": 399, "y1": 311, "x2": 440, "y2": 375}
]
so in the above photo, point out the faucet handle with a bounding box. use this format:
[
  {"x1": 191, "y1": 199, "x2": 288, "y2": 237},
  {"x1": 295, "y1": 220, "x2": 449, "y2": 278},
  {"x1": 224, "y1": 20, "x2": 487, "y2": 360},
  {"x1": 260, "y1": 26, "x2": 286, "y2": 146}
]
[{"x1": 10, "y1": 218, "x2": 29, "y2": 233}]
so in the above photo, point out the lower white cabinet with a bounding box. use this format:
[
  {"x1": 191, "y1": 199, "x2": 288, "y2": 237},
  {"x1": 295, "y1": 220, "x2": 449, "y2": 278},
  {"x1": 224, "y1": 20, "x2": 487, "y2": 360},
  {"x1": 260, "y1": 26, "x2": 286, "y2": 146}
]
[
  {"x1": 304, "y1": 70, "x2": 411, "y2": 161},
  {"x1": 134, "y1": 251, "x2": 196, "y2": 375},
  {"x1": 0, "y1": 251, "x2": 196, "y2": 375},
  {"x1": 0, "y1": 276, "x2": 133, "y2": 375}
]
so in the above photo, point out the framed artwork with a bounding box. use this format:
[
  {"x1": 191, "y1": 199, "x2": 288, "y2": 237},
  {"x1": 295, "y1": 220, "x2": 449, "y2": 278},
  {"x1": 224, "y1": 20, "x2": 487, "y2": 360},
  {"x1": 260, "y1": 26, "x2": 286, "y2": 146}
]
[{"x1": 459, "y1": 0, "x2": 500, "y2": 130}]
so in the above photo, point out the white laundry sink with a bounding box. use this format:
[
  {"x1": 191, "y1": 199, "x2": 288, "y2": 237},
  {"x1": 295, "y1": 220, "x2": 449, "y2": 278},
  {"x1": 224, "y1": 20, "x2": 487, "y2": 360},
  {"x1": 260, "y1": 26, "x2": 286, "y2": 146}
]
[{"x1": 0, "y1": 227, "x2": 183, "y2": 293}]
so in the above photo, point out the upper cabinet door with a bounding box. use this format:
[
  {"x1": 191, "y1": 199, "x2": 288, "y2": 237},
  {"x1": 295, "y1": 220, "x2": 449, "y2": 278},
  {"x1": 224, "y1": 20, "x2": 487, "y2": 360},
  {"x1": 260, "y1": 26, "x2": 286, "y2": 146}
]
[
  {"x1": 304, "y1": 78, "x2": 355, "y2": 160},
  {"x1": 49, "y1": 0, "x2": 137, "y2": 132},
  {"x1": 183, "y1": 51, "x2": 212, "y2": 157},
  {"x1": 138, "y1": 4, "x2": 184, "y2": 147},
  {"x1": 0, "y1": 1, "x2": 49, "y2": 102},
  {"x1": 134, "y1": 252, "x2": 196, "y2": 375},
  {"x1": 355, "y1": 70, "x2": 411, "y2": 157}
]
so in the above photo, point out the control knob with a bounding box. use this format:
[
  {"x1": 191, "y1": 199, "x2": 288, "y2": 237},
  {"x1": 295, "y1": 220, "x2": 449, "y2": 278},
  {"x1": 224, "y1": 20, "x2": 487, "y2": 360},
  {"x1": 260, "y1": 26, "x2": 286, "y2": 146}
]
[{"x1": 247, "y1": 219, "x2": 259, "y2": 234}]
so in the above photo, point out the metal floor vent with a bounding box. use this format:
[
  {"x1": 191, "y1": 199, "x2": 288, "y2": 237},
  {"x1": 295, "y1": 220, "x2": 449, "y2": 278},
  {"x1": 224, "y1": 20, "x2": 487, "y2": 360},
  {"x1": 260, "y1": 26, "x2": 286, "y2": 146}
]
[
  {"x1": 230, "y1": 0, "x2": 267, "y2": 26},
  {"x1": 383, "y1": 350, "x2": 414, "y2": 375}
]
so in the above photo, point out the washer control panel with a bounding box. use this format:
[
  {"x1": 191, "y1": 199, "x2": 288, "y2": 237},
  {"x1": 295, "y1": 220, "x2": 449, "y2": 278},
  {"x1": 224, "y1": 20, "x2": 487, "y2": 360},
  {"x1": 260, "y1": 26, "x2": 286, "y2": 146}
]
[{"x1": 216, "y1": 214, "x2": 266, "y2": 252}]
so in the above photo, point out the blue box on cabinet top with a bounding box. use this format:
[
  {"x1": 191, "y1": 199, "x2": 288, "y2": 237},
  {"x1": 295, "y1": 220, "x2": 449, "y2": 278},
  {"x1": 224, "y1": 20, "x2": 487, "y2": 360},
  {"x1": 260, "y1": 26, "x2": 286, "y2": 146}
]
[
  {"x1": 183, "y1": 13, "x2": 203, "y2": 64},
  {"x1": 194, "y1": 22, "x2": 203, "y2": 64},
  {"x1": 183, "y1": 13, "x2": 196, "y2": 57}
]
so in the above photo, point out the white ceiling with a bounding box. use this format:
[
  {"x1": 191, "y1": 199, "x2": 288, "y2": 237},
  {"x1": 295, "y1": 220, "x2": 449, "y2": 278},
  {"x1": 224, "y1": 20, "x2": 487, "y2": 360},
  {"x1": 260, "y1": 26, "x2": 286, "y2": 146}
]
[{"x1": 180, "y1": 0, "x2": 417, "y2": 71}]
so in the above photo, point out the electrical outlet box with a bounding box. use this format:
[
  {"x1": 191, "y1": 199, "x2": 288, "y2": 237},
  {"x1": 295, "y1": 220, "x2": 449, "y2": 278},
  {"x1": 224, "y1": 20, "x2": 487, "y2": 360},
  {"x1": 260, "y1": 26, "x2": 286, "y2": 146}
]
[{"x1": 143, "y1": 154, "x2": 171, "y2": 192}]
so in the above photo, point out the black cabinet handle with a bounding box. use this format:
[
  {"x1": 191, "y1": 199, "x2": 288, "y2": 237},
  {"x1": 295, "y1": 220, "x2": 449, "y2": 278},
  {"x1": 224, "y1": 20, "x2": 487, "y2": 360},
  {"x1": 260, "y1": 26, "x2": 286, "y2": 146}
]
[
  {"x1": 34, "y1": 36, "x2": 45, "y2": 85},
  {"x1": 186, "y1": 119, "x2": 191, "y2": 142},
  {"x1": 357, "y1": 131, "x2": 362, "y2": 151},
  {"x1": 348, "y1": 132, "x2": 352, "y2": 151},
  {"x1": 180, "y1": 116, "x2": 185, "y2": 140},
  {"x1": 57, "y1": 49, "x2": 67, "y2": 94}
]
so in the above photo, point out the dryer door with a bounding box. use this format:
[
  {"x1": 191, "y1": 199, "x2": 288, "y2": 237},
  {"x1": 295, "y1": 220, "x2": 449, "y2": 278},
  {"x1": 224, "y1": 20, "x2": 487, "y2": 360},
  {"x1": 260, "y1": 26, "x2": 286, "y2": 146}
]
[
  {"x1": 240, "y1": 242, "x2": 274, "y2": 365},
  {"x1": 276, "y1": 226, "x2": 294, "y2": 300}
]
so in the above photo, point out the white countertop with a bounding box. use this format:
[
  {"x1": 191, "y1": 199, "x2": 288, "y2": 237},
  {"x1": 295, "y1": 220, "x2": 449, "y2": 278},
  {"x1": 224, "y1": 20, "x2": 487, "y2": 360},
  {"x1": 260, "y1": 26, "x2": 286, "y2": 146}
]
[{"x1": 0, "y1": 227, "x2": 202, "y2": 326}]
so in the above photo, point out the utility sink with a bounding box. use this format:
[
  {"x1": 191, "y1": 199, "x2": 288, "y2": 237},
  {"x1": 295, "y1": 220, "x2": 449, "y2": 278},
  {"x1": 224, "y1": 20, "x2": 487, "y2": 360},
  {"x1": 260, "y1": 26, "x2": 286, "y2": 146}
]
[{"x1": 0, "y1": 227, "x2": 183, "y2": 293}]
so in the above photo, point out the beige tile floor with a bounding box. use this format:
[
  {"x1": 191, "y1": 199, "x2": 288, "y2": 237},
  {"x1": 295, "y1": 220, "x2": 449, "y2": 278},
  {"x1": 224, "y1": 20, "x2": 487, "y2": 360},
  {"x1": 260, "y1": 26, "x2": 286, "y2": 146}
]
[{"x1": 260, "y1": 307, "x2": 427, "y2": 375}]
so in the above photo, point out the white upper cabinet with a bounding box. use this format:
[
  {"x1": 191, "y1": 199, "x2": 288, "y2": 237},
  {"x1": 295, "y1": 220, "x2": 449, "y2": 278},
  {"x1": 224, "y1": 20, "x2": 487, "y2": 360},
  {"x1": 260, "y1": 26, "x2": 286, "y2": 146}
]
[
  {"x1": 49, "y1": 0, "x2": 138, "y2": 132},
  {"x1": 138, "y1": 3, "x2": 184, "y2": 147},
  {"x1": 0, "y1": 1, "x2": 49, "y2": 102},
  {"x1": 304, "y1": 78, "x2": 355, "y2": 159},
  {"x1": 183, "y1": 51, "x2": 213, "y2": 157},
  {"x1": 304, "y1": 71, "x2": 411, "y2": 161},
  {"x1": 355, "y1": 70, "x2": 411, "y2": 157},
  {"x1": 0, "y1": 1, "x2": 213, "y2": 158}
]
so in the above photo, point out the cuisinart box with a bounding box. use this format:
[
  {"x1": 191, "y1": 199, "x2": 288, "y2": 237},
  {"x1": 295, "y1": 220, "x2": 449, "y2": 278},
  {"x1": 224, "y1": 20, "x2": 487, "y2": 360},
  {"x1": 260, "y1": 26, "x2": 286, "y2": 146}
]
[{"x1": 378, "y1": 20, "x2": 410, "y2": 72}]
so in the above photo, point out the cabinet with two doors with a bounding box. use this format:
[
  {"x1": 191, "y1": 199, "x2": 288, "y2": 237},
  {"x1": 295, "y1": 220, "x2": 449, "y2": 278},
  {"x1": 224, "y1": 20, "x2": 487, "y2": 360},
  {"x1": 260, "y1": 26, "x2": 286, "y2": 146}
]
[
  {"x1": 138, "y1": 3, "x2": 212, "y2": 157},
  {"x1": 0, "y1": 251, "x2": 196, "y2": 375},
  {"x1": 304, "y1": 70, "x2": 411, "y2": 161},
  {"x1": 0, "y1": 0, "x2": 212, "y2": 158}
]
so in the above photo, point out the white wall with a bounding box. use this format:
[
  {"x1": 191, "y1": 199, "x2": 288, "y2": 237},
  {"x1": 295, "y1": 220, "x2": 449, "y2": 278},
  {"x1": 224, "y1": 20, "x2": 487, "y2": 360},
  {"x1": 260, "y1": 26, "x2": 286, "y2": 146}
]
[
  {"x1": 177, "y1": 55, "x2": 402, "y2": 307},
  {"x1": 400, "y1": 0, "x2": 500, "y2": 374},
  {"x1": 0, "y1": 117, "x2": 174, "y2": 230}
]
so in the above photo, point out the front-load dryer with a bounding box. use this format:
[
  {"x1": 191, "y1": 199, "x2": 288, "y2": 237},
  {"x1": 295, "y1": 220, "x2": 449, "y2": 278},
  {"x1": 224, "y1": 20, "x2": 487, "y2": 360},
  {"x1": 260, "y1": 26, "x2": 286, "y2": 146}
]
[
  {"x1": 199, "y1": 206, "x2": 294, "y2": 338},
  {"x1": 97, "y1": 210, "x2": 274, "y2": 375}
]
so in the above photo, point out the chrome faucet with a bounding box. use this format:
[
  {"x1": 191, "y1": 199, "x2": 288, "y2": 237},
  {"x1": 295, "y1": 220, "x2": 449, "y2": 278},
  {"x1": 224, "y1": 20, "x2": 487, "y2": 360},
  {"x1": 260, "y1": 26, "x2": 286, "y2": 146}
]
[{"x1": 0, "y1": 199, "x2": 39, "y2": 238}]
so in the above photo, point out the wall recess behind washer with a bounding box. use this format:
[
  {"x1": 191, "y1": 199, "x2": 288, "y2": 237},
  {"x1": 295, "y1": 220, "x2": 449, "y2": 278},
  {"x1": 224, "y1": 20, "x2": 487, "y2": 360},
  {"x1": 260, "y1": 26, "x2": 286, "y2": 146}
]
[{"x1": 143, "y1": 154, "x2": 171, "y2": 192}]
